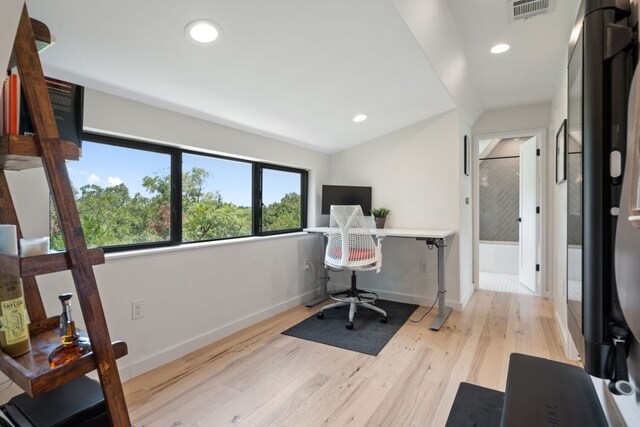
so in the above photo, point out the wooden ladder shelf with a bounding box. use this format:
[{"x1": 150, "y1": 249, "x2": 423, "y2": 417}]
[{"x1": 0, "y1": 5, "x2": 131, "y2": 425}]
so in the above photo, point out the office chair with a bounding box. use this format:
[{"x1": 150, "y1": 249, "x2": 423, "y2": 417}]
[{"x1": 317, "y1": 205, "x2": 387, "y2": 329}]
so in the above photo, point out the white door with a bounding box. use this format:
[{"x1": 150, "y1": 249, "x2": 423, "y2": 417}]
[{"x1": 519, "y1": 137, "x2": 537, "y2": 293}]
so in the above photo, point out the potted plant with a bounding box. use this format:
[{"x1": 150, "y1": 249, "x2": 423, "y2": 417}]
[{"x1": 370, "y1": 208, "x2": 391, "y2": 229}]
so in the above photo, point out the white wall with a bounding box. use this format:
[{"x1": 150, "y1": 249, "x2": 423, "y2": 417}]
[
  {"x1": 0, "y1": 0, "x2": 22, "y2": 72},
  {"x1": 458, "y1": 116, "x2": 474, "y2": 309},
  {"x1": 390, "y1": 0, "x2": 477, "y2": 303},
  {"x1": 329, "y1": 110, "x2": 473, "y2": 310},
  {"x1": 548, "y1": 35, "x2": 575, "y2": 360},
  {"x1": 392, "y1": 0, "x2": 483, "y2": 126},
  {"x1": 473, "y1": 102, "x2": 552, "y2": 135},
  {"x1": 479, "y1": 242, "x2": 518, "y2": 275},
  {"x1": 6, "y1": 89, "x2": 331, "y2": 381}
]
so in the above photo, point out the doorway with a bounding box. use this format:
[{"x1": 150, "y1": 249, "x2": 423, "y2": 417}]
[{"x1": 476, "y1": 135, "x2": 540, "y2": 296}]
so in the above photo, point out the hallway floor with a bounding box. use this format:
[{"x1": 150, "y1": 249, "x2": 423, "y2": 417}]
[{"x1": 479, "y1": 271, "x2": 537, "y2": 296}]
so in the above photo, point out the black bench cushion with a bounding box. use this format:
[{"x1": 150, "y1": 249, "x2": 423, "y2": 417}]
[
  {"x1": 501, "y1": 353, "x2": 607, "y2": 427},
  {"x1": 445, "y1": 382, "x2": 505, "y2": 427}
]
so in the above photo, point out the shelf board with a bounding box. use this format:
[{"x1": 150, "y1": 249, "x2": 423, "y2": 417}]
[
  {"x1": 0, "y1": 135, "x2": 80, "y2": 170},
  {"x1": 0, "y1": 248, "x2": 104, "y2": 277},
  {"x1": 7, "y1": 19, "x2": 54, "y2": 70},
  {"x1": 0, "y1": 327, "x2": 127, "y2": 397},
  {"x1": 31, "y1": 18, "x2": 55, "y2": 53}
]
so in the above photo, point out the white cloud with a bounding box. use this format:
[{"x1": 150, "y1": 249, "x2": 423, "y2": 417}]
[
  {"x1": 67, "y1": 166, "x2": 89, "y2": 176},
  {"x1": 87, "y1": 173, "x2": 102, "y2": 185},
  {"x1": 107, "y1": 176, "x2": 123, "y2": 187}
]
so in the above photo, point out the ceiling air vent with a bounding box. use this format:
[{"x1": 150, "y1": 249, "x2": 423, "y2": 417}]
[{"x1": 507, "y1": 0, "x2": 555, "y2": 22}]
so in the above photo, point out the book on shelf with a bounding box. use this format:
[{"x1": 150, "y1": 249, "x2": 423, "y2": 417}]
[
  {"x1": 1, "y1": 74, "x2": 20, "y2": 136},
  {"x1": 1, "y1": 73, "x2": 84, "y2": 148}
]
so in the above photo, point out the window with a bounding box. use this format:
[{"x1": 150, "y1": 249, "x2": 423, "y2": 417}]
[
  {"x1": 182, "y1": 153, "x2": 252, "y2": 242},
  {"x1": 258, "y1": 166, "x2": 306, "y2": 234},
  {"x1": 52, "y1": 136, "x2": 174, "y2": 250},
  {"x1": 52, "y1": 133, "x2": 307, "y2": 251}
]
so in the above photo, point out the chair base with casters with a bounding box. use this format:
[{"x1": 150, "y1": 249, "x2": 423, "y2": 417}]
[{"x1": 316, "y1": 270, "x2": 388, "y2": 330}]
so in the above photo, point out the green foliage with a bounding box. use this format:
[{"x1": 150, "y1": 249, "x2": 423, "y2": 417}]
[
  {"x1": 370, "y1": 207, "x2": 391, "y2": 218},
  {"x1": 262, "y1": 192, "x2": 302, "y2": 232},
  {"x1": 52, "y1": 180, "x2": 167, "y2": 250},
  {"x1": 51, "y1": 167, "x2": 299, "y2": 249}
]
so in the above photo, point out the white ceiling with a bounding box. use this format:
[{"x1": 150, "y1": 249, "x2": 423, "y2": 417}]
[
  {"x1": 24, "y1": 0, "x2": 580, "y2": 153},
  {"x1": 447, "y1": 0, "x2": 581, "y2": 109}
]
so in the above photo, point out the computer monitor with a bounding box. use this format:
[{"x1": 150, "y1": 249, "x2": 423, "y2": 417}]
[{"x1": 321, "y1": 185, "x2": 372, "y2": 215}]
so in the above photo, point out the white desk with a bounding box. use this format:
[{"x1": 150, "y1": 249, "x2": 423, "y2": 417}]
[{"x1": 304, "y1": 227, "x2": 456, "y2": 331}]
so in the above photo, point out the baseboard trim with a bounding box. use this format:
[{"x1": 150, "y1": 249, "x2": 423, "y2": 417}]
[
  {"x1": 118, "y1": 287, "x2": 321, "y2": 381},
  {"x1": 459, "y1": 286, "x2": 475, "y2": 311},
  {"x1": 554, "y1": 308, "x2": 572, "y2": 360}
]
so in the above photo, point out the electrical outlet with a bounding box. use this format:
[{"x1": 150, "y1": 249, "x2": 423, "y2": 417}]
[
  {"x1": 420, "y1": 261, "x2": 428, "y2": 273},
  {"x1": 304, "y1": 259, "x2": 312, "y2": 270},
  {"x1": 132, "y1": 299, "x2": 144, "y2": 320}
]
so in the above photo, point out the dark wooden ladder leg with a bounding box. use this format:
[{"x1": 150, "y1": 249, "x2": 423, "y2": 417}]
[{"x1": 12, "y1": 6, "x2": 131, "y2": 426}]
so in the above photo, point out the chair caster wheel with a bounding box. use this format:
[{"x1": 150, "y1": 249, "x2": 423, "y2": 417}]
[
  {"x1": 346, "y1": 322, "x2": 354, "y2": 330},
  {"x1": 317, "y1": 312, "x2": 325, "y2": 319},
  {"x1": 380, "y1": 316, "x2": 388, "y2": 324}
]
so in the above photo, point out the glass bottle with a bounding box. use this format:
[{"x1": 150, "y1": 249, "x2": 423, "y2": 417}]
[
  {"x1": 0, "y1": 224, "x2": 31, "y2": 358},
  {"x1": 0, "y1": 272, "x2": 31, "y2": 357},
  {"x1": 48, "y1": 293, "x2": 90, "y2": 368}
]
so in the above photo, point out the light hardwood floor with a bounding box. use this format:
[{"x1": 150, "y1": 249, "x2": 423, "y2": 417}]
[{"x1": 123, "y1": 290, "x2": 579, "y2": 426}]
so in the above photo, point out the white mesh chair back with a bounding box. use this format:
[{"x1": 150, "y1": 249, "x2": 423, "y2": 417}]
[{"x1": 325, "y1": 205, "x2": 381, "y2": 271}]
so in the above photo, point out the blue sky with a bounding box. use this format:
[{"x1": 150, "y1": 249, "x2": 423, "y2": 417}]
[{"x1": 67, "y1": 141, "x2": 300, "y2": 206}]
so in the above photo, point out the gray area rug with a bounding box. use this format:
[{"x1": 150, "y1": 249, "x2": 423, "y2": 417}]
[{"x1": 282, "y1": 300, "x2": 418, "y2": 356}]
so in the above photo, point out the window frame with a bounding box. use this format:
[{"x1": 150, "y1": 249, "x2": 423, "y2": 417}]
[
  {"x1": 58, "y1": 132, "x2": 308, "y2": 252},
  {"x1": 68, "y1": 133, "x2": 179, "y2": 253},
  {"x1": 180, "y1": 148, "x2": 254, "y2": 244},
  {"x1": 254, "y1": 163, "x2": 308, "y2": 236}
]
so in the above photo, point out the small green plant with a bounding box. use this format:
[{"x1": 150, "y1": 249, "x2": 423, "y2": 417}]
[{"x1": 370, "y1": 208, "x2": 391, "y2": 218}]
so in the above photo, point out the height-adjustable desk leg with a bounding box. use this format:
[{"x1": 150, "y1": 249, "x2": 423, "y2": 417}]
[
  {"x1": 428, "y1": 237, "x2": 452, "y2": 331},
  {"x1": 306, "y1": 262, "x2": 330, "y2": 307},
  {"x1": 306, "y1": 234, "x2": 330, "y2": 307}
]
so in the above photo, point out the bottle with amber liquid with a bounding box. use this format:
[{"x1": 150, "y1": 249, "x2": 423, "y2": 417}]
[{"x1": 48, "y1": 293, "x2": 90, "y2": 368}]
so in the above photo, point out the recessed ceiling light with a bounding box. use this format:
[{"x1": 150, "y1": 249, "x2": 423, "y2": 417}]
[
  {"x1": 185, "y1": 20, "x2": 220, "y2": 44},
  {"x1": 353, "y1": 114, "x2": 368, "y2": 123},
  {"x1": 490, "y1": 43, "x2": 510, "y2": 54}
]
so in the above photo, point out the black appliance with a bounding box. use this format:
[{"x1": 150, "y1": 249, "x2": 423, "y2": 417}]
[
  {"x1": 0, "y1": 376, "x2": 108, "y2": 426},
  {"x1": 567, "y1": 0, "x2": 637, "y2": 390}
]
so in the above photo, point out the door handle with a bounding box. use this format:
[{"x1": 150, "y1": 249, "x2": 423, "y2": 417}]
[{"x1": 516, "y1": 217, "x2": 522, "y2": 222}]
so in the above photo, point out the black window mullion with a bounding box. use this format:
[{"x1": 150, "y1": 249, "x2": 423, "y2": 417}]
[
  {"x1": 252, "y1": 164, "x2": 263, "y2": 235},
  {"x1": 301, "y1": 171, "x2": 308, "y2": 229},
  {"x1": 170, "y1": 150, "x2": 182, "y2": 245}
]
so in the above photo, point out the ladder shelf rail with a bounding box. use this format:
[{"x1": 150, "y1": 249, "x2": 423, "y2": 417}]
[{"x1": 0, "y1": 5, "x2": 131, "y2": 426}]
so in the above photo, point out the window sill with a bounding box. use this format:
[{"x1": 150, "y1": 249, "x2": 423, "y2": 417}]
[{"x1": 104, "y1": 231, "x2": 310, "y2": 262}]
